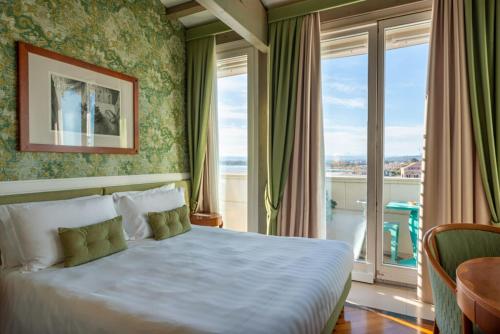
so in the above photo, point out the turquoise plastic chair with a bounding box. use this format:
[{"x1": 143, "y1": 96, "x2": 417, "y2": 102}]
[
  {"x1": 383, "y1": 222, "x2": 400, "y2": 262},
  {"x1": 424, "y1": 224, "x2": 500, "y2": 334},
  {"x1": 385, "y1": 202, "x2": 419, "y2": 266}
]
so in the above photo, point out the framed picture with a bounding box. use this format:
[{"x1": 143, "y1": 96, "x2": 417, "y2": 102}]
[{"x1": 17, "y1": 41, "x2": 139, "y2": 154}]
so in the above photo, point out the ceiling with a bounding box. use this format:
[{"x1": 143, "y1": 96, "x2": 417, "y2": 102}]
[
  {"x1": 260, "y1": 0, "x2": 302, "y2": 8},
  {"x1": 160, "y1": 0, "x2": 302, "y2": 28},
  {"x1": 160, "y1": 0, "x2": 214, "y2": 27}
]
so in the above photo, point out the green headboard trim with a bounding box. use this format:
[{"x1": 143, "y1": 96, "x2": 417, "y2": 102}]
[
  {"x1": 0, "y1": 180, "x2": 191, "y2": 207},
  {"x1": 0, "y1": 188, "x2": 104, "y2": 205},
  {"x1": 102, "y1": 182, "x2": 172, "y2": 194}
]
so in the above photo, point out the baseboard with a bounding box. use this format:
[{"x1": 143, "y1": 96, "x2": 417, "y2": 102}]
[
  {"x1": 352, "y1": 270, "x2": 374, "y2": 283},
  {"x1": 0, "y1": 173, "x2": 190, "y2": 195}
]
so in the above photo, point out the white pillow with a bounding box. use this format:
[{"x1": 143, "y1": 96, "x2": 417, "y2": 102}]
[
  {"x1": 7, "y1": 195, "x2": 118, "y2": 272},
  {"x1": 111, "y1": 183, "x2": 175, "y2": 201},
  {"x1": 116, "y1": 187, "x2": 185, "y2": 240},
  {"x1": 0, "y1": 195, "x2": 100, "y2": 270}
]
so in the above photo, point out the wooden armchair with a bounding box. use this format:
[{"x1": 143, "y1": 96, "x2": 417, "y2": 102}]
[{"x1": 423, "y1": 224, "x2": 500, "y2": 334}]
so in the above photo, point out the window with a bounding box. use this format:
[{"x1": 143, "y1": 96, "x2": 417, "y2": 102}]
[
  {"x1": 322, "y1": 32, "x2": 370, "y2": 264},
  {"x1": 378, "y1": 18, "x2": 431, "y2": 283},
  {"x1": 217, "y1": 55, "x2": 249, "y2": 232},
  {"x1": 216, "y1": 43, "x2": 259, "y2": 234}
]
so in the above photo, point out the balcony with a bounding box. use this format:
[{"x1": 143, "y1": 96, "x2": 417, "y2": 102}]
[
  {"x1": 219, "y1": 172, "x2": 248, "y2": 232},
  {"x1": 219, "y1": 173, "x2": 420, "y2": 264},
  {"x1": 326, "y1": 175, "x2": 420, "y2": 264}
]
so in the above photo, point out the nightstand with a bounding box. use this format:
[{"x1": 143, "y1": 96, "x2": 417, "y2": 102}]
[{"x1": 190, "y1": 212, "x2": 223, "y2": 228}]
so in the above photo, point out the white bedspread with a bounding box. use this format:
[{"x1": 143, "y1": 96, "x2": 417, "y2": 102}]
[{"x1": 0, "y1": 226, "x2": 353, "y2": 334}]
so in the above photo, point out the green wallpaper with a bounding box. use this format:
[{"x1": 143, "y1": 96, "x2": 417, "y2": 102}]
[{"x1": 0, "y1": 0, "x2": 188, "y2": 181}]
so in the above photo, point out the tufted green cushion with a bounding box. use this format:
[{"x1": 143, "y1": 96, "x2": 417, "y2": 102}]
[
  {"x1": 58, "y1": 216, "x2": 127, "y2": 267},
  {"x1": 147, "y1": 205, "x2": 191, "y2": 240}
]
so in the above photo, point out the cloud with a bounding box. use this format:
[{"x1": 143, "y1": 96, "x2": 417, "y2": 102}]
[
  {"x1": 323, "y1": 80, "x2": 367, "y2": 94},
  {"x1": 218, "y1": 124, "x2": 424, "y2": 159},
  {"x1": 219, "y1": 126, "x2": 247, "y2": 157},
  {"x1": 330, "y1": 82, "x2": 358, "y2": 93},
  {"x1": 384, "y1": 126, "x2": 424, "y2": 156},
  {"x1": 324, "y1": 125, "x2": 367, "y2": 156},
  {"x1": 218, "y1": 108, "x2": 247, "y2": 121},
  {"x1": 323, "y1": 96, "x2": 366, "y2": 109},
  {"x1": 323, "y1": 125, "x2": 424, "y2": 157},
  {"x1": 217, "y1": 75, "x2": 247, "y2": 96}
]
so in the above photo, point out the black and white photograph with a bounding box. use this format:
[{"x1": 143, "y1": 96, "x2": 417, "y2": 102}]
[
  {"x1": 19, "y1": 41, "x2": 137, "y2": 154},
  {"x1": 50, "y1": 74, "x2": 120, "y2": 137},
  {"x1": 92, "y1": 85, "x2": 120, "y2": 136},
  {"x1": 50, "y1": 74, "x2": 88, "y2": 134}
]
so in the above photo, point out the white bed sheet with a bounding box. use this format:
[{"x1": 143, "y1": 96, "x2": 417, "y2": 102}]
[{"x1": 0, "y1": 226, "x2": 353, "y2": 334}]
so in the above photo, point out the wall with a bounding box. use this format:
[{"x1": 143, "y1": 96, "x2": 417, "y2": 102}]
[{"x1": 0, "y1": 0, "x2": 187, "y2": 182}]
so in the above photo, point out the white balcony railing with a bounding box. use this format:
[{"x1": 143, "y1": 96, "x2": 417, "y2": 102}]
[{"x1": 219, "y1": 173, "x2": 420, "y2": 259}]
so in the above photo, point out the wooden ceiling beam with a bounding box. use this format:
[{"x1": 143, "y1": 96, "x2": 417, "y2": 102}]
[
  {"x1": 166, "y1": 1, "x2": 205, "y2": 20},
  {"x1": 195, "y1": 0, "x2": 268, "y2": 53},
  {"x1": 268, "y1": 0, "x2": 364, "y2": 23},
  {"x1": 186, "y1": 20, "x2": 231, "y2": 41}
]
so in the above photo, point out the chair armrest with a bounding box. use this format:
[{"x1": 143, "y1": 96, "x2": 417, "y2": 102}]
[{"x1": 428, "y1": 265, "x2": 462, "y2": 334}]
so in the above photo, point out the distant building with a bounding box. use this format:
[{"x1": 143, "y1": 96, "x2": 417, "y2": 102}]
[{"x1": 400, "y1": 161, "x2": 421, "y2": 178}]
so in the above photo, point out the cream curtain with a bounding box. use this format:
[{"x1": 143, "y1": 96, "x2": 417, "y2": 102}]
[
  {"x1": 419, "y1": 0, "x2": 490, "y2": 303},
  {"x1": 277, "y1": 13, "x2": 325, "y2": 238}
]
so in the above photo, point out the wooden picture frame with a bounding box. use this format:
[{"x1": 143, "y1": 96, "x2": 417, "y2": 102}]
[{"x1": 17, "y1": 41, "x2": 139, "y2": 154}]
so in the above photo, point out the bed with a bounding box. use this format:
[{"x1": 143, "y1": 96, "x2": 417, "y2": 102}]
[{"x1": 0, "y1": 182, "x2": 353, "y2": 334}]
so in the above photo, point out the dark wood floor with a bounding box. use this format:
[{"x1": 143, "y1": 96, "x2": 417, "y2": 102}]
[{"x1": 334, "y1": 303, "x2": 434, "y2": 334}]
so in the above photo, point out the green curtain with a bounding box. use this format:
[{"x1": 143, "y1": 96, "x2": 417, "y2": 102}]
[
  {"x1": 464, "y1": 0, "x2": 500, "y2": 226},
  {"x1": 186, "y1": 36, "x2": 216, "y2": 212},
  {"x1": 265, "y1": 16, "x2": 304, "y2": 235}
]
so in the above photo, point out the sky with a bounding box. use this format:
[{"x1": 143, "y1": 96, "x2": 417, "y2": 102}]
[
  {"x1": 217, "y1": 74, "x2": 248, "y2": 158},
  {"x1": 322, "y1": 43, "x2": 429, "y2": 159},
  {"x1": 217, "y1": 42, "x2": 429, "y2": 160}
]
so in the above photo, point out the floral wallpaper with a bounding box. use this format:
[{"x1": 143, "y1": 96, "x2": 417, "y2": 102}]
[{"x1": 0, "y1": 0, "x2": 188, "y2": 181}]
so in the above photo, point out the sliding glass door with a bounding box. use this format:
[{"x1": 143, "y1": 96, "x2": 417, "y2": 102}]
[
  {"x1": 216, "y1": 43, "x2": 259, "y2": 233},
  {"x1": 377, "y1": 14, "x2": 431, "y2": 285},
  {"x1": 217, "y1": 54, "x2": 249, "y2": 232},
  {"x1": 321, "y1": 26, "x2": 377, "y2": 283},
  {"x1": 321, "y1": 12, "x2": 431, "y2": 285}
]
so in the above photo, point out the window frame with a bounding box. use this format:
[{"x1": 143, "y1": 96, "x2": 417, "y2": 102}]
[
  {"x1": 321, "y1": 24, "x2": 378, "y2": 284},
  {"x1": 375, "y1": 11, "x2": 432, "y2": 286},
  {"x1": 216, "y1": 41, "x2": 260, "y2": 233},
  {"x1": 320, "y1": 7, "x2": 432, "y2": 285}
]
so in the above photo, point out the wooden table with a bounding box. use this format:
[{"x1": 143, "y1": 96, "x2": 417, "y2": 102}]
[
  {"x1": 190, "y1": 212, "x2": 223, "y2": 228},
  {"x1": 456, "y1": 257, "x2": 500, "y2": 334}
]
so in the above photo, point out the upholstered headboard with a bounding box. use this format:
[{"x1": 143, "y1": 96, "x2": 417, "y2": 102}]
[
  {"x1": 0, "y1": 180, "x2": 191, "y2": 266},
  {"x1": 0, "y1": 180, "x2": 191, "y2": 206}
]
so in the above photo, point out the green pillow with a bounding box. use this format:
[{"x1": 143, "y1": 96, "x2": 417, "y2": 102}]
[
  {"x1": 58, "y1": 216, "x2": 127, "y2": 267},
  {"x1": 147, "y1": 205, "x2": 191, "y2": 240}
]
